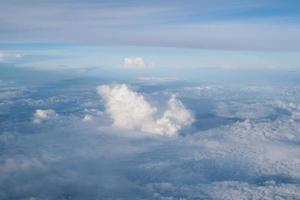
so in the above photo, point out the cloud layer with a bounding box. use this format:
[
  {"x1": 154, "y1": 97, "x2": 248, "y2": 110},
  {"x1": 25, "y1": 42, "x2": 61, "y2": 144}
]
[
  {"x1": 97, "y1": 84, "x2": 194, "y2": 136},
  {"x1": 1, "y1": 0, "x2": 300, "y2": 51},
  {"x1": 1, "y1": 70, "x2": 300, "y2": 199}
]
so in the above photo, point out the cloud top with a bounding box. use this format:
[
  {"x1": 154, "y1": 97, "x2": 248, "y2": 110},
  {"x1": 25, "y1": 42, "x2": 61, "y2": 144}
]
[
  {"x1": 97, "y1": 84, "x2": 194, "y2": 136},
  {"x1": 33, "y1": 109, "x2": 58, "y2": 124}
]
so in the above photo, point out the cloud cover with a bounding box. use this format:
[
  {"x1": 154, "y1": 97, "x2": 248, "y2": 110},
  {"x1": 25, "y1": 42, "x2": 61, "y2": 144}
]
[
  {"x1": 1, "y1": 71, "x2": 300, "y2": 199},
  {"x1": 97, "y1": 84, "x2": 194, "y2": 136}
]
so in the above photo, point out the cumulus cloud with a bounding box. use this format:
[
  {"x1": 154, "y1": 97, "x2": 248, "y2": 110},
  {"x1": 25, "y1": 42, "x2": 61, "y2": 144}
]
[
  {"x1": 97, "y1": 84, "x2": 194, "y2": 136},
  {"x1": 123, "y1": 57, "x2": 145, "y2": 68},
  {"x1": 33, "y1": 109, "x2": 58, "y2": 124},
  {"x1": 153, "y1": 95, "x2": 195, "y2": 135},
  {"x1": 98, "y1": 84, "x2": 156, "y2": 129}
]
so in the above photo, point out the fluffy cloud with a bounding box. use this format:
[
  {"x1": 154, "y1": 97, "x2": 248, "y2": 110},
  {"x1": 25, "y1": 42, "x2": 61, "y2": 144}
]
[
  {"x1": 98, "y1": 84, "x2": 156, "y2": 129},
  {"x1": 123, "y1": 57, "x2": 145, "y2": 68},
  {"x1": 154, "y1": 95, "x2": 195, "y2": 135},
  {"x1": 97, "y1": 84, "x2": 194, "y2": 136},
  {"x1": 33, "y1": 109, "x2": 58, "y2": 123}
]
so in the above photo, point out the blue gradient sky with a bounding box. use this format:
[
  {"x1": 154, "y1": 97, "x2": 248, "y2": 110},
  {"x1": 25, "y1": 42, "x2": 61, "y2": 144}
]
[{"x1": 0, "y1": 0, "x2": 300, "y2": 70}]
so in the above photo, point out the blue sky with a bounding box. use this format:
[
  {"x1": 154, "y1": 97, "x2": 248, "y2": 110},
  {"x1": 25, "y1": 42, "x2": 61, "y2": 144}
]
[{"x1": 0, "y1": 0, "x2": 300, "y2": 70}]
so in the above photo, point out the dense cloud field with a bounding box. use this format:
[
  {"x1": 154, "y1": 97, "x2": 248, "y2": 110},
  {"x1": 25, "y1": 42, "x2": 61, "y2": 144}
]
[{"x1": 1, "y1": 67, "x2": 300, "y2": 199}]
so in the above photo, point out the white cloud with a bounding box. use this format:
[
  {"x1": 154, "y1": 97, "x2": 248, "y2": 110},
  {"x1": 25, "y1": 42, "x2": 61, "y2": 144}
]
[
  {"x1": 33, "y1": 109, "x2": 58, "y2": 124},
  {"x1": 123, "y1": 57, "x2": 145, "y2": 68},
  {"x1": 153, "y1": 95, "x2": 195, "y2": 135},
  {"x1": 97, "y1": 84, "x2": 156, "y2": 130},
  {"x1": 3, "y1": 81, "x2": 300, "y2": 198},
  {"x1": 82, "y1": 114, "x2": 94, "y2": 122},
  {"x1": 97, "y1": 84, "x2": 194, "y2": 136}
]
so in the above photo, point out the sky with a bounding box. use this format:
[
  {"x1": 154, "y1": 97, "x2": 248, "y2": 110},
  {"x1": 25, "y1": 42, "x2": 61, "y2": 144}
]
[
  {"x1": 1, "y1": 1, "x2": 300, "y2": 199},
  {"x1": 0, "y1": 0, "x2": 300, "y2": 71}
]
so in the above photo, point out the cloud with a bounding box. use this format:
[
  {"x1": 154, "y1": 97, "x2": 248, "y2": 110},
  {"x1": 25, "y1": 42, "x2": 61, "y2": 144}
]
[
  {"x1": 98, "y1": 84, "x2": 156, "y2": 130},
  {"x1": 97, "y1": 84, "x2": 194, "y2": 136},
  {"x1": 137, "y1": 76, "x2": 179, "y2": 85},
  {"x1": 292, "y1": 111, "x2": 300, "y2": 120},
  {"x1": 0, "y1": 81, "x2": 27, "y2": 101},
  {"x1": 0, "y1": 157, "x2": 45, "y2": 174},
  {"x1": 123, "y1": 57, "x2": 145, "y2": 68},
  {"x1": 1, "y1": 1, "x2": 300, "y2": 51},
  {"x1": 0, "y1": 51, "x2": 22, "y2": 62},
  {"x1": 215, "y1": 101, "x2": 275, "y2": 120},
  {"x1": 0, "y1": 52, "x2": 4, "y2": 61},
  {"x1": 2, "y1": 74, "x2": 300, "y2": 199},
  {"x1": 154, "y1": 94, "x2": 195, "y2": 135},
  {"x1": 33, "y1": 109, "x2": 58, "y2": 123},
  {"x1": 276, "y1": 101, "x2": 300, "y2": 120},
  {"x1": 194, "y1": 181, "x2": 300, "y2": 200},
  {"x1": 82, "y1": 114, "x2": 94, "y2": 122}
]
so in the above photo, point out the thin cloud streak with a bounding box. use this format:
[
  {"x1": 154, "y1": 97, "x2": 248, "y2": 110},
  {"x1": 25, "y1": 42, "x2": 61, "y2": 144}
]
[{"x1": 1, "y1": 0, "x2": 300, "y2": 51}]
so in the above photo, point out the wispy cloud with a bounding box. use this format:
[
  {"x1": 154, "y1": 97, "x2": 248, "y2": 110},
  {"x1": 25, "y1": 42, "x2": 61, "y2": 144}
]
[
  {"x1": 0, "y1": 51, "x2": 22, "y2": 62},
  {"x1": 1, "y1": 0, "x2": 300, "y2": 51},
  {"x1": 123, "y1": 57, "x2": 145, "y2": 69}
]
